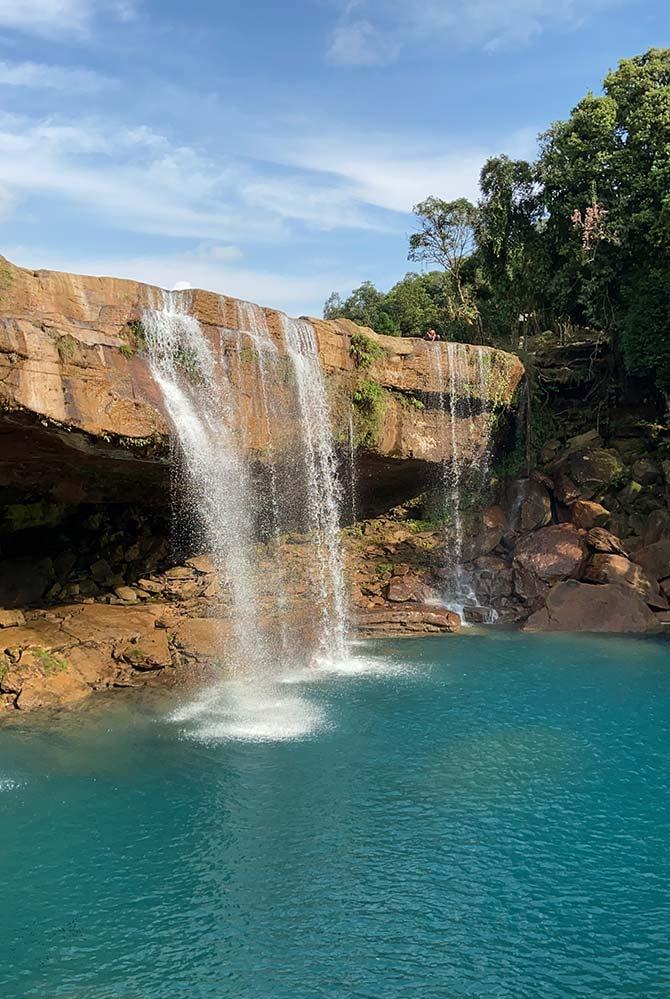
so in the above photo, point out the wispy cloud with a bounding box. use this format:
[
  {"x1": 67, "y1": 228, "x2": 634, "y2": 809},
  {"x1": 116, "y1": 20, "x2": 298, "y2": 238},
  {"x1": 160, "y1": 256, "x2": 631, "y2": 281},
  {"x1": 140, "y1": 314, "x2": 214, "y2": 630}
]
[
  {"x1": 268, "y1": 127, "x2": 538, "y2": 213},
  {"x1": 0, "y1": 113, "x2": 389, "y2": 242},
  {"x1": 0, "y1": 60, "x2": 114, "y2": 90},
  {"x1": 325, "y1": 0, "x2": 622, "y2": 64},
  {"x1": 0, "y1": 107, "x2": 538, "y2": 248},
  {"x1": 0, "y1": 0, "x2": 134, "y2": 37}
]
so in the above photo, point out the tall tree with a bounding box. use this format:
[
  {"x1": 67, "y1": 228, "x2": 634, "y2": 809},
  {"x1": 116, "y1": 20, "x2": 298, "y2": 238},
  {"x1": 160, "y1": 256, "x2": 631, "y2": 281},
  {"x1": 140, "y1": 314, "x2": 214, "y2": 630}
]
[
  {"x1": 408, "y1": 197, "x2": 481, "y2": 333},
  {"x1": 538, "y1": 48, "x2": 670, "y2": 391}
]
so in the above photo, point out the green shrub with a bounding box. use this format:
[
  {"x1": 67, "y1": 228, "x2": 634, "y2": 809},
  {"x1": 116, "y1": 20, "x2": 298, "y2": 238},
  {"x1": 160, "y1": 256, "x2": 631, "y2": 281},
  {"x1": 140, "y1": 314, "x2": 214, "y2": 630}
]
[
  {"x1": 350, "y1": 332, "x2": 386, "y2": 369},
  {"x1": 33, "y1": 648, "x2": 68, "y2": 673},
  {"x1": 352, "y1": 379, "x2": 386, "y2": 445}
]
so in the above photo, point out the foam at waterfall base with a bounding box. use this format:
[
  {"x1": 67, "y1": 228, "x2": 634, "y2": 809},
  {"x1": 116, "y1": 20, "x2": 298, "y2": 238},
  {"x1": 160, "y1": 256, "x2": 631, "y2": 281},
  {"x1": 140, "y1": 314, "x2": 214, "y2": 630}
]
[
  {"x1": 283, "y1": 646, "x2": 415, "y2": 682},
  {"x1": 169, "y1": 680, "x2": 329, "y2": 744},
  {"x1": 167, "y1": 648, "x2": 415, "y2": 743}
]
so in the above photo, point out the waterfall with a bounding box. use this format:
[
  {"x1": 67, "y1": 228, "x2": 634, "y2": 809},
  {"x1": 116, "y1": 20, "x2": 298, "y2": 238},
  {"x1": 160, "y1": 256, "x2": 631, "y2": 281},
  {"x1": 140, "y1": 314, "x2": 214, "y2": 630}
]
[
  {"x1": 143, "y1": 290, "x2": 270, "y2": 674},
  {"x1": 347, "y1": 411, "x2": 358, "y2": 527},
  {"x1": 281, "y1": 315, "x2": 348, "y2": 662},
  {"x1": 234, "y1": 300, "x2": 290, "y2": 654},
  {"x1": 434, "y1": 340, "x2": 495, "y2": 621}
]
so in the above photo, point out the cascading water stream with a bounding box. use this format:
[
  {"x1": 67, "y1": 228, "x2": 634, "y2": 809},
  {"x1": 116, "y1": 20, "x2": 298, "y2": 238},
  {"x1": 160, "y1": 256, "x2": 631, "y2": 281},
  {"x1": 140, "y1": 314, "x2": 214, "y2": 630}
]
[
  {"x1": 143, "y1": 290, "x2": 271, "y2": 675},
  {"x1": 433, "y1": 340, "x2": 495, "y2": 621},
  {"x1": 348, "y1": 411, "x2": 358, "y2": 526},
  {"x1": 281, "y1": 315, "x2": 348, "y2": 663},
  {"x1": 234, "y1": 300, "x2": 290, "y2": 655}
]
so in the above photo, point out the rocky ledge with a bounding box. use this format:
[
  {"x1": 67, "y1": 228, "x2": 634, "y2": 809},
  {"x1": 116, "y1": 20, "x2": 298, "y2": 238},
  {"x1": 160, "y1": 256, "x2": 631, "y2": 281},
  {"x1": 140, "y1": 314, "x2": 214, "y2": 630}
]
[{"x1": 0, "y1": 256, "x2": 522, "y2": 511}]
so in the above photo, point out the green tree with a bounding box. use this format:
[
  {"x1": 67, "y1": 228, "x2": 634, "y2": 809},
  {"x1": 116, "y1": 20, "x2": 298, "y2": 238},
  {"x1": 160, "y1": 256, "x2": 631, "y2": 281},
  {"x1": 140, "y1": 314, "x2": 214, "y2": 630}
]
[
  {"x1": 408, "y1": 196, "x2": 481, "y2": 335},
  {"x1": 537, "y1": 48, "x2": 670, "y2": 391},
  {"x1": 475, "y1": 155, "x2": 544, "y2": 344}
]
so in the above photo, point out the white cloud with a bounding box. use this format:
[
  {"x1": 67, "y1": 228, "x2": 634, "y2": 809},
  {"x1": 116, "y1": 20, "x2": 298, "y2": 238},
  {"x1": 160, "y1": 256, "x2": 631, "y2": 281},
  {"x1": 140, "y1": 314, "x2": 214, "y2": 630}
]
[
  {"x1": 325, "y1": 0, "x2": 621, "y2": 62},
  {"x1": 0, "y1": 113, "x2": 391, "y2": 242},
  {"x1": 268, "y1": 127, "x2": 538, "y2": 214},
  {"x1": 327, "y1": 18, "x2": 398, "y2": 66},
  {"x1": 4, "y1": 243, "x2": 357, "y2": 316},
  {"x1": 0, "y1": 114, "x2": 282, "y2": 242},
  {"x1": 0, "y1": 0, "x2": 134, "y2": 37},
  {"x1": 0, "y1": 60, "x2": 114, "y2": 90}
]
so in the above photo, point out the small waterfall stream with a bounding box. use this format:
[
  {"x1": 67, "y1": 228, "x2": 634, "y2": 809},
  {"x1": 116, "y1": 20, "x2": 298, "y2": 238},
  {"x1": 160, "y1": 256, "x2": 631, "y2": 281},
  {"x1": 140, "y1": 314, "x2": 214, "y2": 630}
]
[
  {"x1": 281, "y1": 315, "x2": 348, "y2": 663},
  {"x1": 434, "y1": 341, "x2": 495, "y2": 622}
]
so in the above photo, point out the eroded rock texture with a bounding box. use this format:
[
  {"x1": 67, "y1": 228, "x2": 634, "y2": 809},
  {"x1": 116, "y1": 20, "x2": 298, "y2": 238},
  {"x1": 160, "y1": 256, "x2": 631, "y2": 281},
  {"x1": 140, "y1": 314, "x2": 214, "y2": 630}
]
[{"x1": 0, "y1": 257, "x2": 523, "y2": 512}]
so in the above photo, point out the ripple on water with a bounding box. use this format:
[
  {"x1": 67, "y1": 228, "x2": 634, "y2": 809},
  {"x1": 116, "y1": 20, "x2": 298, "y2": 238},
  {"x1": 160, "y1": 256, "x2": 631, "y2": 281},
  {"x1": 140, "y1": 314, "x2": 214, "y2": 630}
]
[{"x1": 0, "y1": 778, "x2": 22, "y2": 792}]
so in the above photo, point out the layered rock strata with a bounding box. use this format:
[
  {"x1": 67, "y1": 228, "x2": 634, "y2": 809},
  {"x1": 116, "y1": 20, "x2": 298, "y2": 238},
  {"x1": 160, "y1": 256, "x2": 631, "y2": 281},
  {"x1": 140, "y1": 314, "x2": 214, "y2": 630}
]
[{"x1": 0, "y1": 257, "x2": 522, "y2": 511}]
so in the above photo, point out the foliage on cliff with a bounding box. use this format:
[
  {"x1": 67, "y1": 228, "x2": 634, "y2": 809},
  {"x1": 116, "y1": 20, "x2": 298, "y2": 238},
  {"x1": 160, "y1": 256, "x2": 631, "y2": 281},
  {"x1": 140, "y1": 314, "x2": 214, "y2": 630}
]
[{"x1": 325, "y1": 48, "x2": 670, "y2": 398}]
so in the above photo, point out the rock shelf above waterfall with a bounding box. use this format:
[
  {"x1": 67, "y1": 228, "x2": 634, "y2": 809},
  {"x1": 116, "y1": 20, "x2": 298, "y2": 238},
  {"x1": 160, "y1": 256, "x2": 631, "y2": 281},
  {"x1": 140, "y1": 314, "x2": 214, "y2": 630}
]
[{"x1": 0, "y1": 257, "x2": 523, "y2": 509}]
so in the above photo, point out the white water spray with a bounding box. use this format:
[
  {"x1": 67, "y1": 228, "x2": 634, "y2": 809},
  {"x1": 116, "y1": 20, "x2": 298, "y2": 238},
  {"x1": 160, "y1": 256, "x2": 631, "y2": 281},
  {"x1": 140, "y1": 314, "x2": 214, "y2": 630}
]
[
  {"x1": 143, "y1": 290, "x2": 269, "y2": 674},
  {"x1": 433, "y1": 341, "x2": 496, "y2": 622},
  {"x1": 281, "y1": 315, "x2": 348, "y2": 662}
]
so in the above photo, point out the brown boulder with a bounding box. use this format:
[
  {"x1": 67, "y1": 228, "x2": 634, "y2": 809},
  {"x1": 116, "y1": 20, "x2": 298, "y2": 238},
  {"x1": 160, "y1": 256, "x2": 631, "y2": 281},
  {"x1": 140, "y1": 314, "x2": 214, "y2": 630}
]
[
  {"x1": 583, "y1": 553, "x2": 668, "y2": 610},
  {"x1": 523, "y1": 580, "x2": 657, "y2": 633},
  {"x1": 552, "y1": 468, "x2": 581, "y2": 505},
  {"x1": 0, "y1": 609, "x2": 26, "y2": 629},
  {"x1": 569, "y1": 500, "x2": 610, "y2": 530},
  {"x1": 459, "y1": 510, "x2": 505, "y2": 562},
  {"x1": 356, "y1": 603, "x2": 460, "y2": 637},
  {"x1": 586, "y1": 528, "x2": 628, "y2": 556},
  {"x1": 114, "y1": 630, "x2": 172, "y2": 670},
  {"x1": 556, "y1": 449, "x2": 624, "y2": 500},
  {"x1": 631, "y1": 458, "x2": 661, "y2": 485},
  {"x1": 15, "y1": 668, "x2": 91, "y2": 711},
  {"x1": 386, "y1": 573, "x2": 434, "y2": 603},
  {"x1": 173, "y1": 618, "x2": 225, "y2": 658},
  {"x1": 513, "y1": 524, "x2": 586, "y2": 583},
  {"x1": 642, "y1": 509, "x2": 670, "y2": 546},
  {"x1": 503, "y1": 478, "x2": 552, "y2": 532},
  {"x1": 513, "y1": 565, "x2": 549, "y2": 610},
  {"x1": 630, "y1": 539, "x2": 670, "y2": 582}
]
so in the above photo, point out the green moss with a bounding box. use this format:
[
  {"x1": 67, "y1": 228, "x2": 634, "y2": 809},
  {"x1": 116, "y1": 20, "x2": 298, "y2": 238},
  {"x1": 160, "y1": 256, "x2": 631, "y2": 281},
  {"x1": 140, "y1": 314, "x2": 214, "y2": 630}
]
[
  {"x1": 33, "y1": 648, "x2": 68, "y2": 674},
  {"x1": 120, "y1": 319, "x2": 146, "y2": 357},
  {"x1": 124, "y1": 645, "x2": 146, "y2": 661},
  {"x1": 0, "y1": 502, "x2": 69, "y2": 532},
  {"x1": 396, "y1": 391, "x2": 425, "y2": 411},
  {"x1": 377, "y1": 562, "x2": 394, "y2": 575},
  {"x1": 127, "y1": 319, "x2": 146, "y2": 343},
  {"x1": 239, "y1": 347, "x2": 258, "y2": 364},
  {"x1": 350, "y1": 332, "x2": 386, "y2": 369},
  {"x1": 175, "y1": 347, "x2": 205, "y2": 382},
  {"x1": 57, "y1": 334, "x2": 79, "y2": 364},
  {"x1": 352, "y1": 378, "x2": 386, "y2": 446}
]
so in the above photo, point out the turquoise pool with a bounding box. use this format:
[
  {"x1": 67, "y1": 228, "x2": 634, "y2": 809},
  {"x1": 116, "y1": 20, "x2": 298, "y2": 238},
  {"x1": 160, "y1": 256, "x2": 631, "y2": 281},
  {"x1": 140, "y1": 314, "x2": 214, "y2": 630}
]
[{"x1": 2, "y1": 632, "x2": 669, "y2": 998}]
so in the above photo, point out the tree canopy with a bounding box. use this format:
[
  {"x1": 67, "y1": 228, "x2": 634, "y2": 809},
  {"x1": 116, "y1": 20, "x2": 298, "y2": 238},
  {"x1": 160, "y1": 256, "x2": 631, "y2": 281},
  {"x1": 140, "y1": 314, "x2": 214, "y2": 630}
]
[{"x1": 324, "y1": 48, "x2": 670, "y2": 396}]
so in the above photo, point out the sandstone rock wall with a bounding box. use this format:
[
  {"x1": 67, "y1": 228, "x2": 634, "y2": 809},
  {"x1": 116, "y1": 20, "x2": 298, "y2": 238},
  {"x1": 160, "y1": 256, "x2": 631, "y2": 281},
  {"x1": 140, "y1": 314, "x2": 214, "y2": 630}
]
[{"x1": 0, "y1": 257, "x2": 523, "y2": 508}]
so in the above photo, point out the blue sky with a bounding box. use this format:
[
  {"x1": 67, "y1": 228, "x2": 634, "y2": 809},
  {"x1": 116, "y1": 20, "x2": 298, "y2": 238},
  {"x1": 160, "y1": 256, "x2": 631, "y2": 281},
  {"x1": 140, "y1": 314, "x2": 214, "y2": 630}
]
[{"x1": 0, "y1": 0, "x2": 667, "y2": 315}]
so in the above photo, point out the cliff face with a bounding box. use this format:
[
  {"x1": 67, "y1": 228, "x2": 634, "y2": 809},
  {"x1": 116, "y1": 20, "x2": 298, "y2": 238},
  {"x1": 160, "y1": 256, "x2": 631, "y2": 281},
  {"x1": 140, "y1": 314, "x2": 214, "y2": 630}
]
[{"x1": 0, "y1": 257, "x2": 523, "y2": 510}]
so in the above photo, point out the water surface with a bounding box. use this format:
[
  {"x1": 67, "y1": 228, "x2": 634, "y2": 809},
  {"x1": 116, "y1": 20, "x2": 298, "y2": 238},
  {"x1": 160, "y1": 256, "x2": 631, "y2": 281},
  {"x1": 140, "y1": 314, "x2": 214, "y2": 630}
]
[{"x1": 2, "y1": 632, "x2": 669, "y2": 998}]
